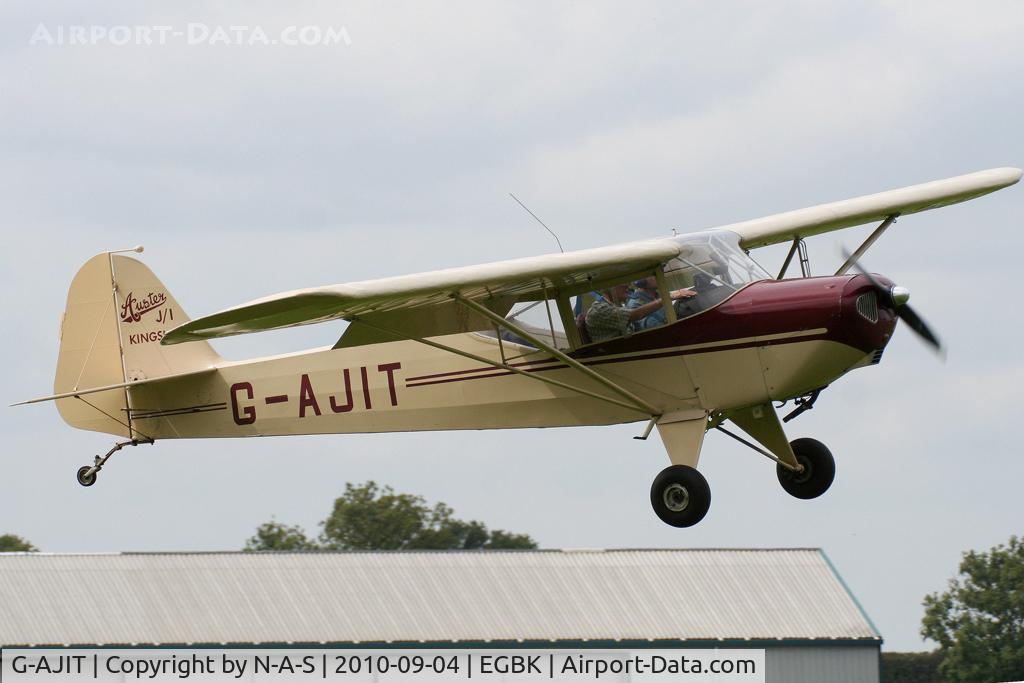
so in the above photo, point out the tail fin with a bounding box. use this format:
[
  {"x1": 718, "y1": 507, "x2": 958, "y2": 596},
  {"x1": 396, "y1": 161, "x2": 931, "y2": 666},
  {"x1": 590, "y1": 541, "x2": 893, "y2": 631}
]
[{"x1": 54, "y1": 253, "x2": 221, "y2": 436}]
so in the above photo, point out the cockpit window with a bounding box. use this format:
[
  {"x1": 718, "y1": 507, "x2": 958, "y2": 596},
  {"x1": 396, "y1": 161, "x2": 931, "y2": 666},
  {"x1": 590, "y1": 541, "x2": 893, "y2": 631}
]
[
  {"x1": 478, "y1": 230, "x2": 770, "y2": 351},
  {"x1": 477, "y1": 297, "x2": 569, "y2": 353},
  {"x1": 501, "y1": 299, "x2": 567, "y2": 349},
  {"x1": 663, "y1": 231, "x2": 770, "y2": 320}
]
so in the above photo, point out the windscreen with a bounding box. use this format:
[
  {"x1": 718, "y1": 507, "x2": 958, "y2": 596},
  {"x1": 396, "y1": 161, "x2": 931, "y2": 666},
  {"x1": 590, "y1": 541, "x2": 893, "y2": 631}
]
[{"x1": 663, "y1": 231, "x2": 771, "y2": 320}]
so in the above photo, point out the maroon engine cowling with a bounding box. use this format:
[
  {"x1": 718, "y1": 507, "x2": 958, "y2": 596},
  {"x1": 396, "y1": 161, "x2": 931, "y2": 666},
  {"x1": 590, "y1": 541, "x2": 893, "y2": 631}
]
[{"x1": 572, "y1": 275, "x2": 898, "y2": 359}]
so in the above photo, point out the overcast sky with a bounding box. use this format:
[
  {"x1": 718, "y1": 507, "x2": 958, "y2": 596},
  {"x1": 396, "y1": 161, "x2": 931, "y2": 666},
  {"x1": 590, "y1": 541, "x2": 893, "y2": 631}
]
[{"x1": 2, "y1": 0, "x2": 1022, "y2": 651}]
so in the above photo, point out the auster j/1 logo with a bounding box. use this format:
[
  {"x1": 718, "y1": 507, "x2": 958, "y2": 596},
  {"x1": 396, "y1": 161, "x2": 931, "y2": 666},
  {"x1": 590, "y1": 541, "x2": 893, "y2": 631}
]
[{"x1": 120, "y1": 291, "x2": 168, "y2": 323}]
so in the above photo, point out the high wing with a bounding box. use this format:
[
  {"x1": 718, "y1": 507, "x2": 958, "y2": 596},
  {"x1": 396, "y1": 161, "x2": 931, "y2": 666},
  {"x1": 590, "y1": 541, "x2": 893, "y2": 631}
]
[
  {"x1": 163, "y1": 167, "x2": 1020, "y2": 346},
  {"x1": 721, "y1": 167, "x2": 1021, "y2": 249},
  {"x1": 162, "y1": 239, "x2": 682, "y2": 345}
]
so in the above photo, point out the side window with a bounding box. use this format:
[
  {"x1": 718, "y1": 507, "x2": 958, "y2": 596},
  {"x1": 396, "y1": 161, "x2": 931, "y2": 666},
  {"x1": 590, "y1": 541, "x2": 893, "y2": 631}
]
[
  {"x1": 499, "y1": 297, "x2": 567, "y2": 350},
  {"x1": 576, "y1": 276, "x2": 677, "y2": 345}
]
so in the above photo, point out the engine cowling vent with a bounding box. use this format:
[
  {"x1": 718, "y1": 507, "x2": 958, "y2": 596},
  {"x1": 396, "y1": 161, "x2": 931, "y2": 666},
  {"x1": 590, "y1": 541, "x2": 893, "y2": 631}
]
[{"x1": 856, "y1": 291, "x2": 879, "y2": 323}]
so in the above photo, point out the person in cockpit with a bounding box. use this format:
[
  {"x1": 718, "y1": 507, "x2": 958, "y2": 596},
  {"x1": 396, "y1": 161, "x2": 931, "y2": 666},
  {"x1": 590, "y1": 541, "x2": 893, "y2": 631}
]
[
  {"x1": 586, "y1": 282, "x2": 694, "y2": 343},
  {"x1": 626, "y1": 277, "x2": 668, "y2": 332}
]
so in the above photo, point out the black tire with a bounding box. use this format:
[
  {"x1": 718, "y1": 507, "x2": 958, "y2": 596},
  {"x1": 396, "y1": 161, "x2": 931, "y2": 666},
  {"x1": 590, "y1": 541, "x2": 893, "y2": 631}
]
[
  {"x1": 777, "y1": 438, "x2": 834, "y2": 499},
  {"x1": 76, "y1": 466, "x2": 97, "y2": 488},
  {"x1": 650, "y1": 465, "x2": 711, "y2": 527}
]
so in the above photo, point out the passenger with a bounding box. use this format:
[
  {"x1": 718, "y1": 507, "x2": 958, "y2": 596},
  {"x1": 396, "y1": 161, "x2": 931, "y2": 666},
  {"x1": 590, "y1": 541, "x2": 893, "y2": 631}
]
[
  {"x1": 586, "y1": 282, "x2": 694, "y2": 342},
  {"x1": 626, "y1": 277, "x2": 666, "y2": 331}
]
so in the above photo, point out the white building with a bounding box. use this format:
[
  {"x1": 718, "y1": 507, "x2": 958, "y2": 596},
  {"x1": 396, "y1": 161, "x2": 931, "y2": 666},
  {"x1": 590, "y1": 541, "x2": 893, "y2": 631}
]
[{"x1": 0, "y1": 549, "x2": 880, "y2": 682}]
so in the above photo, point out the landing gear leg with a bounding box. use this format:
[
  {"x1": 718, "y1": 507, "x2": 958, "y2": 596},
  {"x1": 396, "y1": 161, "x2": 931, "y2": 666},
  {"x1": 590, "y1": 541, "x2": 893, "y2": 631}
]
[
  {"x1": 777, "y1": 438, "x2": 835, "y2": 499},
  {"x1": 717, "y1": 403, "x2": 836, "y2": 500},
  {"x1": 76, "y1": 438, "x2": 154, "y2": 487},
  {"x1": 650, "y1": 412, "x2": 712, "y2": 527}
]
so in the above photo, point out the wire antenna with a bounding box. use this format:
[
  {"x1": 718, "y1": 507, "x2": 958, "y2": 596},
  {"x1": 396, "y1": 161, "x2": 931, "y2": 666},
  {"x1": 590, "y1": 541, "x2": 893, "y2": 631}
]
[{"x1": 509, "y1": 193, "x2": 564, "y2": 253}]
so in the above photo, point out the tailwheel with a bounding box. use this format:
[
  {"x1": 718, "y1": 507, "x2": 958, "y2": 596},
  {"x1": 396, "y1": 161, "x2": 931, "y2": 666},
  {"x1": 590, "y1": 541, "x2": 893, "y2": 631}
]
[
  {"x1": 74, "y1": 438, "x2": 154, "y2": 488},
  {"x1": 777, "y1": 437, "x2": 835, "y2": 499},
  {"x1": 76, "y1": 466, "x2": 97, "y2": 487},
  {"x1": 650, "y1": 465, "x2": 711, "y2": 527}
]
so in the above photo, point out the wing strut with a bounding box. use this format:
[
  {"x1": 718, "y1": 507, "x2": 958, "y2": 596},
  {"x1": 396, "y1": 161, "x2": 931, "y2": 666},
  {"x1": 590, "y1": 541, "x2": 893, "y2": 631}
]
[
  {"x1": 776, "y1": 237, "x2": 810, "y2": 279},
  {"x1": 453, "y1": 294, "x2": 662, "y2": 417},
  {"x1": 835, "y1": 214, "x2": 898, "y2": 276},
  {"x1": 348, "y1": 316, "x2": 654, "y2": 416}
]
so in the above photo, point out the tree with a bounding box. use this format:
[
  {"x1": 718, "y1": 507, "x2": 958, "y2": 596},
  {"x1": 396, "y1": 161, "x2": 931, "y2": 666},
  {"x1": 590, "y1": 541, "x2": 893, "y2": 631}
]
[
  {"x1": 921, "y1": 535, "x2": 1024, "y2": 683},
  {"x1": 321, "y1": 481, "x2": 431, "y2": 550},
  {"x1": 244, "y1": 481, "x2": 538, "y2": 551},
  {"x1": 881, "y1": 651, "x2": 946, "y2": 683},
  {"x1": 244, "y1": 521, "x2": 317, "y2": 551},
  {"x1": 320, "y1": 481, "x2": 538, "y2": 550},
  {"x1": 0, "y1": 534, "x2": 37, "y2": 552}
]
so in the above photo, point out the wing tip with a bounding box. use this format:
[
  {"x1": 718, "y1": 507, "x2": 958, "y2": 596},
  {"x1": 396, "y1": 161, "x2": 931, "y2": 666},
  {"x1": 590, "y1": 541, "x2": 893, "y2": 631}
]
[
  {"x1": 997, "y1": 166, "x2": 1023, "y2": 185},
  {"x1": 160, "y1": 327, "x2": 203, "y2": 346}
]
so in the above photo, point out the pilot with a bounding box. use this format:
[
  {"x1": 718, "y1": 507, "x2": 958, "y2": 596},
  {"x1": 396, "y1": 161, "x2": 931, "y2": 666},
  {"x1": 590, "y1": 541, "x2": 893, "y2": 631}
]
[
  {"x1": 586, "y1": 282, "x2": 694, "y2": 342},
  {"x1": 626, "y1": 277, "x2": 667, "y2": 332}
]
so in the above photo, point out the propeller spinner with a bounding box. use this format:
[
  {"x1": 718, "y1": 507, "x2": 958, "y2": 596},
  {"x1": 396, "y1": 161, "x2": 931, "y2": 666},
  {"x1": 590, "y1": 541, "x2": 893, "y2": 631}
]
[{"x1": 841, "y1": 249, "x2": 945, "y2": 357}]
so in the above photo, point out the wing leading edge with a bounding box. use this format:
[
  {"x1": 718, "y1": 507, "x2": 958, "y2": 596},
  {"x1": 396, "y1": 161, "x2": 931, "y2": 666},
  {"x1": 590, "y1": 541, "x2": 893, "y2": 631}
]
[{"x1": 720, "y1": 166, "x2": 1021, "y2": 249}]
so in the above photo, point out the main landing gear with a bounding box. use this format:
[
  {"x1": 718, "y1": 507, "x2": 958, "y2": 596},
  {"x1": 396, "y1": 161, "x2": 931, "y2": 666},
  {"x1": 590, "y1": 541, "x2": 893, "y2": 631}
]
[
  {"x1": 648, "y1": 436, "x2": 835, "y2": 528},
  {"x1": 76, "y1": 438, "x2": 154, "y2": 487},
  {"x1": 646, "y1": 402, "x2": 838, "y2": 528},
  {"x1": 716, "y1": 424, "x2": 837, "y2": 501},
  {"x1": 776, "y1": 437, "x2": 835, "y2": 499},
  {"x1": 650, "y1": 465, "x2": 711, "y2": 527}
]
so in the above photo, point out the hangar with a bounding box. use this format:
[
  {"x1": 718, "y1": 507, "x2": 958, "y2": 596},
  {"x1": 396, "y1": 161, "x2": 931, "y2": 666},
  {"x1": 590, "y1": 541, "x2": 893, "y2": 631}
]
[{"x1": 0, "y1": 548, "x2": 880, "y2": 682}]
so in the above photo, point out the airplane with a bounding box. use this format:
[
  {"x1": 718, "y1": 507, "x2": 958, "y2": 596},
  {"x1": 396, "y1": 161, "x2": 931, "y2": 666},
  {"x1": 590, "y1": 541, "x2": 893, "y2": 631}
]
[{"x1": 15, "y1": 167, "x2": 1021, "y2": 527}]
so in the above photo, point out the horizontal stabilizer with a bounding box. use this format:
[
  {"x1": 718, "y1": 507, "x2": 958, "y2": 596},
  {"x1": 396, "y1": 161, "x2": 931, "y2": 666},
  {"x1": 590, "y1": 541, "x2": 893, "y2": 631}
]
[{"x1": 14, "y1": 367, "x2": 217, "y2": 406}]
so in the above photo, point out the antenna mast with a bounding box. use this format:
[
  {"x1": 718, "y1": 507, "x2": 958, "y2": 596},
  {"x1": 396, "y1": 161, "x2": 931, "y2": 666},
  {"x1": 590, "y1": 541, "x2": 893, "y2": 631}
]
[{"x1": 509, "y1": 193, "x2": 565, "y2": 253}]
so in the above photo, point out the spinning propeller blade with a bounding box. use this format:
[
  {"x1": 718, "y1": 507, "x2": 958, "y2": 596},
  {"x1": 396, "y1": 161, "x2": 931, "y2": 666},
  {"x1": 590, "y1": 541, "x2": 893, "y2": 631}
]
[
  {"x1": 895, "y1": 304, "x2": 942, "y2": 352},
  {"x1": 841, "y1": 249, "x2": 945, "y2": 357}
]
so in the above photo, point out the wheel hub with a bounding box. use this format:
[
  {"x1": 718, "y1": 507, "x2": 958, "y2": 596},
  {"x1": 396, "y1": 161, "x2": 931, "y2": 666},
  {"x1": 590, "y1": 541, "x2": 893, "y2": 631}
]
[
  {"x1": 791, "y1": 456, "x2": 813, "y2": 484},
  {"x1": 662, "y1": 483, "x2": 690, "y2": 512}
]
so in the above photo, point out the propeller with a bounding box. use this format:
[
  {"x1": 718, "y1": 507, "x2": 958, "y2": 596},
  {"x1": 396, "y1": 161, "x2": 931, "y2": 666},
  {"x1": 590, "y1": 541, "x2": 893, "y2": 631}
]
[{"x1": 841, "y1": 249, "x2": 945, "y2": 357}]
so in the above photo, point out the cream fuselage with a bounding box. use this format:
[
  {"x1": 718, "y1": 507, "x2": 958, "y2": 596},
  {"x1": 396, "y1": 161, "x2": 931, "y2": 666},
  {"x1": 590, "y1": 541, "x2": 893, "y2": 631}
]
[{"x1": 125, "y1": 275, "x2": 894, "y2": 440}]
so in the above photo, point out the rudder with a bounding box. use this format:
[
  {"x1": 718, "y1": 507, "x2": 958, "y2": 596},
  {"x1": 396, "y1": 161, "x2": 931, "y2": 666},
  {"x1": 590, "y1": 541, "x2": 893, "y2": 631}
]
[{"x1": 54, "y1": 253, "x2": 221, "y2": 437}]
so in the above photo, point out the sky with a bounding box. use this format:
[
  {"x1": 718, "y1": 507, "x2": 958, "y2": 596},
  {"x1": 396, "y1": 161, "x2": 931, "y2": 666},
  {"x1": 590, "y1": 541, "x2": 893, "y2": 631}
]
[{"x1": 2, "y1": 0, "x2": 1022, "y2": 652}]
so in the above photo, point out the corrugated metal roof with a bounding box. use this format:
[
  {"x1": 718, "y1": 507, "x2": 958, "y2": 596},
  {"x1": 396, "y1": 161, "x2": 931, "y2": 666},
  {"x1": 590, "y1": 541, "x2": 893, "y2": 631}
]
[{"x1": 0, "y1": 549, "x2": 879, "y2": 647}]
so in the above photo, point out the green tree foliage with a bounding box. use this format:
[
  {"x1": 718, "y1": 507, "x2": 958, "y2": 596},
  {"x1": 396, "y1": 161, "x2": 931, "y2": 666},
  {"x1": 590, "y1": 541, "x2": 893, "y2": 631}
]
[
  {"x1": 320, "y1": 482, "x2": 538, "y2": 550},
  {"x1": 244, "y1": 482, "x2": 537, "y2": 551},
  {"x1": 0, "y1": 534, "x2": 37, "y2": 552},
  {"x1": 921, "y1": 535, "x2": 1024, "y2": 683},
  {"x1": 881, "y1": 651, "x2": 946, "y2": 683},
  {"x1": 485, "y1": 529, "x2": 537, "y2": 550},
  {"x1": 244, "y1": 521, "x2": 317, "y2": 551}
]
